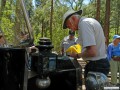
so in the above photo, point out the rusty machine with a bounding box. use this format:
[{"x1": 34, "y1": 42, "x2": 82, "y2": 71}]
[
  {"x1": 27, "y1": 37, "x2": 82, "y2": 90},
  {"x1": 0, "y1": 0, "x2": 83, "y2": 90}
]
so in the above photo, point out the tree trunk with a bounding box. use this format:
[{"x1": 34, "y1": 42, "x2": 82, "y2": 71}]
[
  {"x1": 103, "y1": 0, "x2": 110, "y2": 45},
  {"x1": 96, "y1": 0, "x2": 100, "y2": 22},
  {"x1": 50, "y1": 0, "x2": 53, "y2": 41},
  {"x1": 14, "y1": 0, "x2": 21, "y2": 45},
  {"x1": 41, "y1": 20, "x2": 44, "y2": 37},
  {"x1": 116, "y1": 0, "x2": 120, "y2": 34}
]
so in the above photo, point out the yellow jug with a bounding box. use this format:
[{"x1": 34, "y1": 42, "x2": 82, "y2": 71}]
[{"x1": 66, "y1": 44, "x2": 81, "y2": 54}]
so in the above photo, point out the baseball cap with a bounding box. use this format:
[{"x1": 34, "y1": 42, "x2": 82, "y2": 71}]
[
  {"x1": 113, "y1": 35, "x2": 120, "y2": 40},
  {"x1": 62, "y1": 9, "x2": 82, "y2": 29},
  {"x1": 69, "y1": 30, "x2": 75, "y2": 36}
]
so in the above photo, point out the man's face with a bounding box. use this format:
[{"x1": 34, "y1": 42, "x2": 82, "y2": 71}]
[
  {"x1": 69, "y1": 35, "x2": 74, "y2": 40},
  {"x1": 0, "y1": 35, "x2": 5, "y2": 44},
  {"x1": 117, "y1": 38, "x2": 120, "y2": 42},
  {"x1": 20, "y1": 33, "x2": 29, "y2": 41},
  {"x1": 65, "y1": 16, "x2": 77, "y2": 31},
  {"x1": 114, "y1": 38, "x2": 120, "y2": 44}
]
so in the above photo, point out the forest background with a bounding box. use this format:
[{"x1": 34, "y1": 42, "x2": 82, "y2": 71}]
[{"x1": 0, "y1": 0, "x2": 120, "y2": 53}]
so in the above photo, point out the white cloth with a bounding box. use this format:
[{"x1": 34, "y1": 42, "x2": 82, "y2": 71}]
[{"x1": 61, "y1": 36, "x2": 78, "y2": 52}]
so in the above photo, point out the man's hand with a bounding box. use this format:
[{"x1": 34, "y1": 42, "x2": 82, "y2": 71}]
[
  {"x1": 112, "y1": 57, "x2": 120, "y2": 61},
  {"x1": 70, "y1": 53, "x2": 81, "y2": 58},
  {"x1": 28, "y1": 46, "x2": 38, "y2": 53}
]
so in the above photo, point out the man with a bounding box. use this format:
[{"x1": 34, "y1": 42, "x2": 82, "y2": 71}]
[
  {"x1": 0, "y1": 31, "x2": 6, "y2": 47},
  {"x1": 20, "y1": 31, "x2": 29, "y2": 43},
  {"x1": 62, "y1": 9, "x2": 110, "y2": 82},
  {"x1": 60, "y1": 30, "x2": 78, "y2": 56},
  {"x1": 107, "y1": 35, "x2": 120, "y2": 85}
]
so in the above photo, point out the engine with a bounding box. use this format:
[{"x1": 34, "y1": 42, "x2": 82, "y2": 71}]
[{"x1": 0, "y1": 37, "x2": 82, "y2": 90}]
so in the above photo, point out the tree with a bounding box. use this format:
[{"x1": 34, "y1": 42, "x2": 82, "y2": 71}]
[
  {"x1": 0, "y1": 0, "x2": 7, "y2": 44},
  {"x1": 103, "y1": 0, "x2": 110, "y2": 45},
  {"x1": 50, "y1": 0, "x2": 53, "y2": 41},
  {"x1": 0, "y1": 0, "x2": 6, "y2": 21},
  {"x1": 96, "y1": 0, "x2": 100, "y2": 21},
  {"x1": 115, "y1": 0, "x2": 120, "y2": 34}
]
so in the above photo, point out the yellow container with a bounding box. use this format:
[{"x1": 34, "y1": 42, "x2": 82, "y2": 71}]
[{"x1": 66, "y1": 44, "x2": 81, "y2": 54}]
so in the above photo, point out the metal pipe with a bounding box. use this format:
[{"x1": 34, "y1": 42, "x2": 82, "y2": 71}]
[
  {"x1": 19, "y1": 0, "x2": 34, "y2": 90},
  {"x1": 20, "y1": 0, "x2": 33, "y2": 41}
]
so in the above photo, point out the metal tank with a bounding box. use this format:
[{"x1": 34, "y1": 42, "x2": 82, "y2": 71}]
[{"x1": 0, "y1": 48, "x2": 26, "y2": 90}]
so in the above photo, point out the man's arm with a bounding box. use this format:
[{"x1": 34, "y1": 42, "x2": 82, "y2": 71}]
[
  {"x1": 61, "y1": 47, "x2": 64, "y2": 55},
  {"x1": 70, "y1": 45, "x2": 97, "y2": 58},
  {"x1": 78, "y1": 45, "x2": 97, "y2": 58}
]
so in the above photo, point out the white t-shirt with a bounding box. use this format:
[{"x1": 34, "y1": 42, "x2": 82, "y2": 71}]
[
  {"x1": 78, "y1": 17, "x2": 107, "y2": 61},
  {"x1": 61, "y1": 36, "x2": 78, "y2": 52}
]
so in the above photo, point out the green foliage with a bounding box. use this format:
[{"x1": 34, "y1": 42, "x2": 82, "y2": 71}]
[
  {"x1": 1, "y1": 1, "x2": 14, "y2": 44},
  {"x1": 0, "y1": 0, "x2": 120, "y2": 52},
  {"x1": 109, "y1": 28, "x2": 116, "y2": 43},
  {"x1": 31, "y1": 0, "x2": 69, "y2": 52}
]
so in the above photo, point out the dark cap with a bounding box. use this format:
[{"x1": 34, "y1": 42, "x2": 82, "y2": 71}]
[{"x1": 69, "y1": 30, "x2": 75, "y2": 36}]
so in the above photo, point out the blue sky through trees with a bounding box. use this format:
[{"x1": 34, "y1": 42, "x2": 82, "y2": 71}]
[
  {"x1": 83, "y1": 0, "x2": 90, "y2": 4},
  {"x1": 32, "y1": 0, "x2": 90, "y2": 7}
]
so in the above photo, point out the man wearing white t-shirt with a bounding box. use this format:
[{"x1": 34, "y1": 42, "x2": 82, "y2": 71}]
[
  {"x1": 62, "y1": 9, "x2": 110, "y2": 89},
  {"x1": 61, "y1": 30, "x2": 78, "y2": 56}
]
